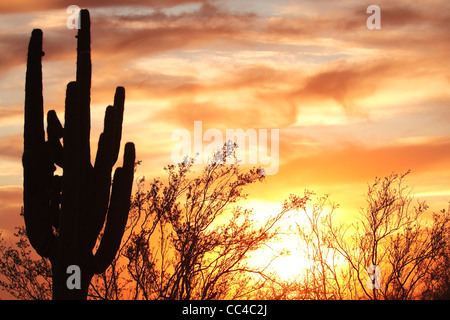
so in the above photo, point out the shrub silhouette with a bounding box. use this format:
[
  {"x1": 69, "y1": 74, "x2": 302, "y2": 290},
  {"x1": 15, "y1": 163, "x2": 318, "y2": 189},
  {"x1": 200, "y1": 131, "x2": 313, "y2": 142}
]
[{"x1": 22, "y1": 9, "x2": 135, "y2": 299}]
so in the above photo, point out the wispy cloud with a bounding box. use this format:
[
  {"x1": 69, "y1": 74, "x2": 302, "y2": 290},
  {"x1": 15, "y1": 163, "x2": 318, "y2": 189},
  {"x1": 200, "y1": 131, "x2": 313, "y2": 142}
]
[{"x1": 0, "y1": 0, "x2": 209, "y2": 13}]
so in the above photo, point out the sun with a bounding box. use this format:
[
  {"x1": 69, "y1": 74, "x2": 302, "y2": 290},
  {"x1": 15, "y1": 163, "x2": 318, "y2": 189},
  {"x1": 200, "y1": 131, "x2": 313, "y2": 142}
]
[
  {"x1": 268, "y1": 249, "x2": 311, "y2": 281},
  {"x1": 241, "y1": 199, "x2": 315, "y2": 281},
  {"x1": 247, "y1": 233, "x2": 311, "y2": 281}
]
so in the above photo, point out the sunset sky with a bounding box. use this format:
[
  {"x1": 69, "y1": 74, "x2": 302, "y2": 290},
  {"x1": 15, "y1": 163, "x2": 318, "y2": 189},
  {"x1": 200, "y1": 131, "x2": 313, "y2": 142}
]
[{"x1": 1, "y1": 0, "x2": 449, "y2": 257}]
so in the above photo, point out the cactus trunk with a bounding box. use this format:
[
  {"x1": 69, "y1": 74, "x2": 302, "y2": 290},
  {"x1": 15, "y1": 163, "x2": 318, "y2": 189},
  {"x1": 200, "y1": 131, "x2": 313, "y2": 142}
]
[{"x1": 23, "y1": 9, "x2": 135, "y2": 300}]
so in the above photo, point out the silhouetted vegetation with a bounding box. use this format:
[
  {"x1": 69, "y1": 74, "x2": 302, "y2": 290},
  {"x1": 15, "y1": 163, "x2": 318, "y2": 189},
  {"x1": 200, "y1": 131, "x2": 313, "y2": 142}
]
[
  {"x1": 258, "y1": 172, "x2": 450, "y2": 300},
  {"x1": 21, "y1": 9, "x2": 135, "y2": 299},
  {"x1": 2, "y1": 161, "x2": 449, "y2": 299},
  {"x1": 119, "y1": 145, "x2": 300, "y2": 299},
  {"x1": 0, "y1": 222, "x2": 51, "y2": 299}
]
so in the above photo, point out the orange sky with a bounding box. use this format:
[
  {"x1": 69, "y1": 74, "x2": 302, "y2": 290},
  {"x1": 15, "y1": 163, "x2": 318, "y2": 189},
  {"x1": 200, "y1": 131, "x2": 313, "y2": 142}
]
[{"x1": 1, "y1": 0, "x2": 450, "y2": 245}]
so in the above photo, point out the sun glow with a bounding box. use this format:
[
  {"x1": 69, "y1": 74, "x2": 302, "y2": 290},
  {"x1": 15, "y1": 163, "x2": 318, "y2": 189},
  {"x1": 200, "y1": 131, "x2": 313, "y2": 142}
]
[
  {"x1": 250, "y1": 236, "x2": 311, "y2": 281},
  {"x1": 244, "y1": 197, "x2": 350, "y2": 283},
  {"x1": 242, "y1": 200, "x2": 315, "y2": 281}
]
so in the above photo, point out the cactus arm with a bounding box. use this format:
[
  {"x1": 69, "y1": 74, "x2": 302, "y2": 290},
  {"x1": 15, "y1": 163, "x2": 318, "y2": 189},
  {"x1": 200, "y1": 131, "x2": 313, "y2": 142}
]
[
  {"x1": 93, "y1": 142, "x2": 135, "y2": 274},
  {"x1": 111, "y1": 87, "x2": 125, "y2": 162},
  {"x1": 46, "y1": 111, "x2": 63, "y2": 237},
  {"x1": 47, "y1": 110, "x2": 63, "y2": 168},
  {"x1": 95, "y1": 87, "x2": 125, "y2": 169},
  {"x1": 23, "y1": 28, "x2": 55, "y2": 257},
  {"x1": 86, "y1": 87, "x2": 126, "y2": 249},
  {"x1": 24, "y1": 29, "x2": 45, "y2": 150}
]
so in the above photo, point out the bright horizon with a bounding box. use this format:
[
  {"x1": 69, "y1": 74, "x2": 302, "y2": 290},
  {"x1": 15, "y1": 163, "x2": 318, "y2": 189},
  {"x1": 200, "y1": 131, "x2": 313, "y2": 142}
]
[{"x1": 1, "y1": 0, "x2": 450, "y2": 286}]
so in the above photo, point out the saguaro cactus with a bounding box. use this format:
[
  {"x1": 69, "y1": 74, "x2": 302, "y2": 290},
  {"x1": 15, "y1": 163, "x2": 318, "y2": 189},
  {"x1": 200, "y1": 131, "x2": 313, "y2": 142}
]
[{"x1": 23, "y1": 9, "x2": 135, "y2": 299}]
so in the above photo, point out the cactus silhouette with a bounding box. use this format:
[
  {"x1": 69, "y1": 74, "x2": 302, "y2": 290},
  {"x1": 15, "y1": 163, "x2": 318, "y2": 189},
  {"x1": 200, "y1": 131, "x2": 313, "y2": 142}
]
[{"x1": 23, "y1": 9, "x2": 135, "y2": 299}]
